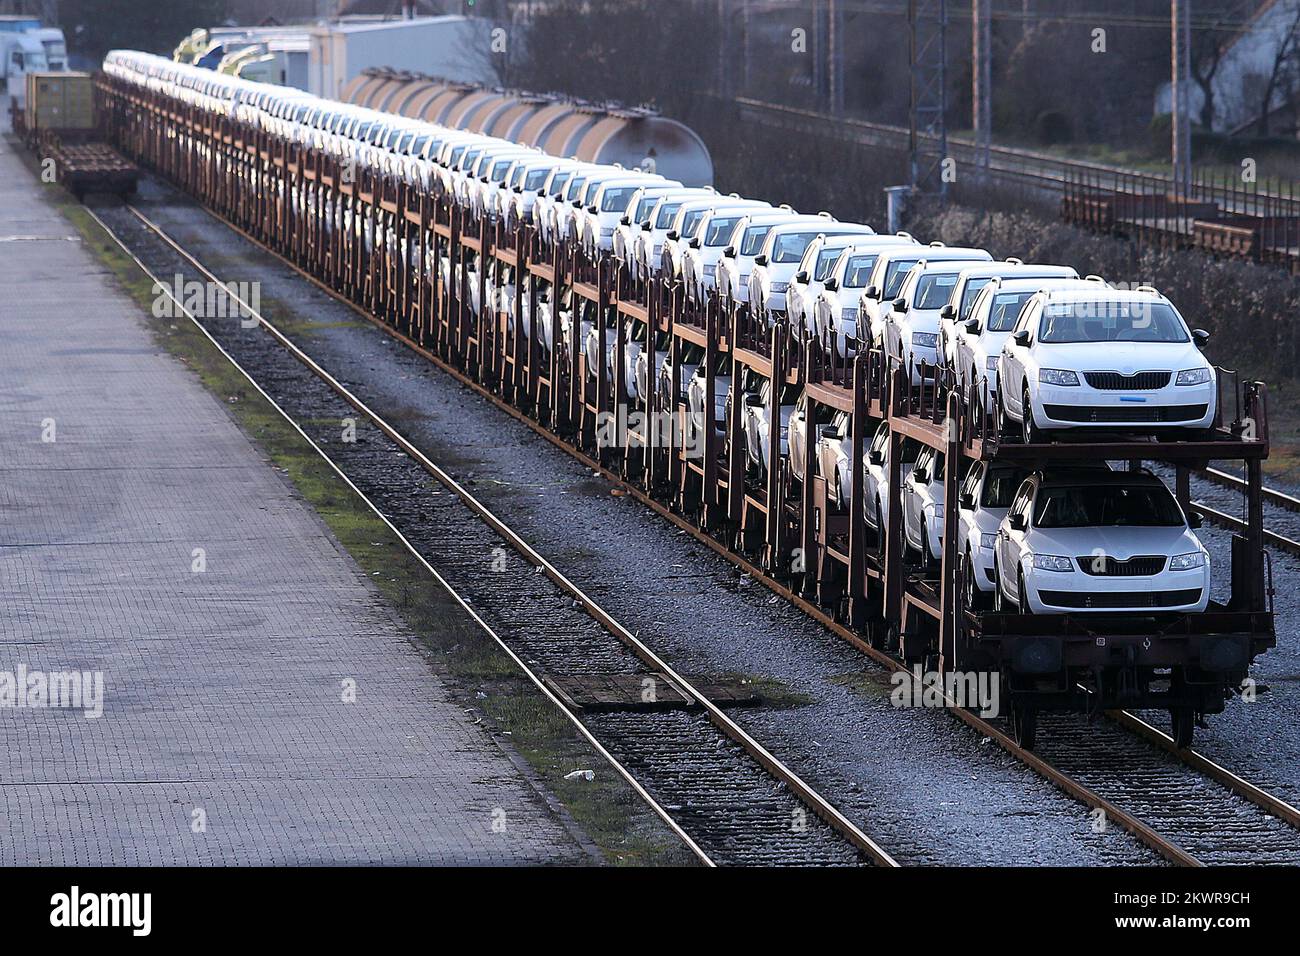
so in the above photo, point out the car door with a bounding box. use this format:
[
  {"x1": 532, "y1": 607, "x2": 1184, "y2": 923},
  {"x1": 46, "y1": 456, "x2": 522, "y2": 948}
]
[
  {"x1": 788, "y1": 394, "x2": 808, "y2": 481},
  {"x1": 956, "y1": 462, "x2": 985, "y2": 556},
  {"x1": 998, "y1": 479, "x2": 1034, "y2": 597},
  {"x1": 1000, "y1": 301, "x2": 1038, "y2": 417},
  {"x1": 904, "y1": 447, "x2": 933, "y2": 549}
]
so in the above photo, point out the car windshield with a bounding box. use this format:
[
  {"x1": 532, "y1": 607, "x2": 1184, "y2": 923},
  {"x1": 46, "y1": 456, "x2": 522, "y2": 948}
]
[
  {"x1": 631, "y1": 194, "x2": 660, "y2": 222},
  {"x1": 883, "y1": 258, "x2": 921, "y2": 297},
  {"x1": 1039, "y1": 301, "x2": 1190, "y2": 344},
  {"x1": 814, "y1": 247, "x2": 843, "y2": 280},
  {"x1": 681, "y1": 209, "x2": 709, "y2": 238},
  {"x1": 772, "y1": 231, "x2": 821, "y2": 264},
  {"x1": 740, "y1": 224, "x2": 773, "y2": 256},
  {"x1": 491, "y1": 159, "x2": 513, "y2": 180},
  {"x1": 704, "y1": 215, "x2": 742, "y2": 246},
  {"x1": 601, "y1": 185, "x2": 640, "y2": 212},
  {"x1": 564, "y1": 177, "x2": 587, "y2": 201},
  {"x1": 548, "y1": 171, "x2": 570, "y2": 195},
  {"x1": 655, "y1": 202, "x2": 684, "y2": 229},
  {"x1": 525, "y1": 167, "x2": 551, "y2": 190},
  {"x1": 914, "y1": 273, "x2": 959, "y2": 309},
  {"x1": 987, "y1": 292, "x2": 1035, "y2": 331},
  {"x1": 583, "y1": 180, "x2": 603, "y2": 204},
  {"x1": 960, "y1": 278, "x2": 993, "y2": 319},
  {"x1": 982, "y1": 468, "x2": 1031, "y2": 508},
  {"x1": 844, "y1": 255, "x2": 878, "y2": 287},
  {"x1": 1034, "y1": 484, "x2": 1186, "y2": 528}
]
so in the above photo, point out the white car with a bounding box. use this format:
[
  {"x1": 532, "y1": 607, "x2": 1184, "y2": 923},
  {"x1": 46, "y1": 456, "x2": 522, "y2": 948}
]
[
  {"x1": 748, "y1": 219, "x2": 872, "y2": 319},
  {"x1": 685, "y1": 354, "x2": 728, "y2": 453},
  {"x1": 997, "y1": 287, "x2": 1216, "y2": 442},
  {"x1": 787, "y1": 233, "x2": 911, "y2": 340},
  {"x1": 536, "y1": 163, "x2": 605, "y2": 245},
  {"x1": 613, "y1": 184, "x2": 683, "y2": 274},
  {"x1": 556, "y1": 167, "x2": 635, "y2": 247},
  {"x1": 578, "y1": 173, "x2": 672, "y2": 254},
  {"x1": 901, "y1": 445, "x2": 947, "y2": 565},
  {"x1": 937, "y1": 261, "x2": 1079, "y2": 368},
  {"x1": 951, "y1": 277, "x2": 1108, "y2": 414},
  {"x1": 863, "y1": 421, "x2": 922, "y2": 537},
  {"x1": 632, "y1": 188, "x2": 717, "y2": 280},
  {"x1": 955, "y1": 461, "x2": 1035, "y2": 607},
  {"x1": 811, "y1": 240, "x2": 917, "y2": 359},
  {"x1": 742, "y1": 378, "x2": 797, "y2": 476},
  {"x1": 682, "y1": 206, "x2": 793, "y2": 302},
  {"x1": 881, "y1": 255, "x2": 994, "y2": 382},
  {"x1": 528, "y1": 161, "x2": 586, "y2": 241},
  {"x1": 715, "y1": 212, "x2": 831, "y2": 305},
  {"x1": 993, "y1": 469, "x2": 1210, "y2": 614},
  {"x1": 662, "y1": 197, "x2": 770, "y2": 282},
  {"x1": 857, "y1": 245, "x2": 990, "y2": 348}
]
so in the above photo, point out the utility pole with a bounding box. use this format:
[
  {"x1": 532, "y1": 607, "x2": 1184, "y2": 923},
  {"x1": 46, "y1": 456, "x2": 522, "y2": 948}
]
[
  {"x1": 812, "y1": 0, "x2": 825, "y2": 107},
  {"x1": 1172, "y1": 0, "x2": 1193, "y2": 196},
  {"x1": 972, "y1": 0, "x2": 991, "y2": 175},
  {"x1": 908, "y1": 0, "x2": 949, "y2": 197},
  {"x1": 829, "y1": 0, "x2": 844, "y2": 115},
  {"x1": 742, "y1": 0, "x2": 751, "y2": 94},
  {"x1": 718, "y1": 0, "x2": 732, "y2": 98}
]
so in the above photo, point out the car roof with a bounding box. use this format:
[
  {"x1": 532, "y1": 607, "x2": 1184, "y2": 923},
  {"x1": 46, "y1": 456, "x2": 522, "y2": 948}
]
[
  {"x1": 1040, "y1": 287, "x2": 1169, "y2": 306},
  {"x1": 1035, "y1": 469, "x2": 1165, "y2": 489},
  {"x1": 986, "y1": 277, "x2": 1108, "y2": 295},
  {"x1": 955, "y1": 262, "x2": 1076, "y2": 279}
]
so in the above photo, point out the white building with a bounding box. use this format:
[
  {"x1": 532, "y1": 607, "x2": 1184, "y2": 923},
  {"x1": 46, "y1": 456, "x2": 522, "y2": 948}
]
[
  {"x1": 1156, "y1": 0, "x2": 1300, "y2": 135},
  {"x1": 307, "y1": 15, "x2": 496, "y2": 100}
]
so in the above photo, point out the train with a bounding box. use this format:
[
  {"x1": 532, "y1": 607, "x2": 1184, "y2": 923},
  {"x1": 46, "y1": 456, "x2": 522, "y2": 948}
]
[{"x1": 96, "y1": 50, "x2": 1276, "y2": 750}]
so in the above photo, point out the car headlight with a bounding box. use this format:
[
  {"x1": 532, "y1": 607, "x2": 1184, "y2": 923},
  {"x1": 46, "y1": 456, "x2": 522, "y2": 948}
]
[
  {"x1": 770, "y1": 281, "x2": 789, "y2": 294},
  {"x1": 979, "y1": 532, "x2": 998, "y2": 550},
  {"x1": 1176, "y1": 367, "x2": 1211, "y2": 386},
  {"x1": 1039, "y1": 368, "x2": 1080, "y2": 386},
  {"x1": 1032, "y1": 554, "x2": 1074, "y2": 572},
  {"x1": 1169, "y1": 551, "x2": 1207, "y2": 570},
  {"x1": 926, "y1": 502, "x2": 944, "y2": 520},
  {"x1": 912, "y1": 332, "x2": 939, "y2": 349},
  {"x1": 986, "y1": 356, "x2": 999, "y2": 370}
]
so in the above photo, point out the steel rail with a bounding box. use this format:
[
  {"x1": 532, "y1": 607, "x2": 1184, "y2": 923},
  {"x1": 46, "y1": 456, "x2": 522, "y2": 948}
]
[
  {"x1": 164, "y1": 195, "x2": 1227, "y2": 868},
  {"x1": 118, "y1": 202, "x2": 899, "y2": 869},
  {"x1": 81, "y1": 204, "x2": 717, "y2": 869}
]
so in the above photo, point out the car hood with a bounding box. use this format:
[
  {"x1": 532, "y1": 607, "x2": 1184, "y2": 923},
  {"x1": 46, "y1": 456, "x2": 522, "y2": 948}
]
[
  {"x1": 1033, "y1": 340, "x2": 1208, "y2": 374},
  {"x1": 1024, "y1": 525, "x2": 1200, "y2": 560}
]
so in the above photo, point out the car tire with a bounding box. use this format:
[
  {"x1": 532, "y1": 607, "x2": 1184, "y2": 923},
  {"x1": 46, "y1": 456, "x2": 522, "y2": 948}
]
[
  {"x1": 963, "y1": 550, "x2": 986, "y2": 611},
  {"x1": 1017, "y1": 569, "x2": 1031, "y2": 615},
  {"x1": 1021, "y1": 386, "x2": 1044, "y2": 445},
  {"x1": 993, "y1": 559, "x2": 1006, "y2": 612}
]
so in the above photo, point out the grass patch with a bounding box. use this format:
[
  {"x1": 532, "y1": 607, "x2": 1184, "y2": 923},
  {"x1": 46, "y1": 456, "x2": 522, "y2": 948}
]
[{"x1": 18, "y1": 144, "x2": 695, "y2": 867}]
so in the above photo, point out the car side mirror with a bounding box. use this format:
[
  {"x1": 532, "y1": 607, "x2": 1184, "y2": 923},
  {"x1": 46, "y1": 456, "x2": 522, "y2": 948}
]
[
  {"x1": 1008, "y1": 514, "x2": 1027, "y2": 532},
  {"x1": 1188, "y1": 512, "x2": 1203, "y2": 529},
  {"x1": 1013, "y1": 329, "x2": 1031, "y2": 347},
  {"x1": 912, "y1": 468, "x2": 929, "y2": 484},
  {"x1": 1192, "y1": 328, "x2": 1210, "y2": 348},
  {"x1": 744, "y1": 393, "x2": 764, "y2": 407},
  {"x1": 824, "y1": 278, "x2": 839, "y2": 292},
  {"x1": 724, "y1": 245, "x2": 736, "y2": 258},
  {"x1": 940, "y1": 305, "x2": 955, "y2": 320},
  {"x1": 753, "y1": 254, "x2": 768, "y2": 267},
  {"x1": 868, "y1": 450, "x2": 884, "y2": 466},
  {"x1": 620, "y1": 215, "x2": 630, "y2": 225},
  {"x1": 641, "y1": 222, "x2": 652, "y2": 232},
  {"x1": 893, "y1": 297, "x2": 908, "y2": 313},
  {"x1": 689, "y1": 237, "x2": 700, "y2": 249},
  {"x1": 959, "y1": 493, "x2": 976, "y2": 510},
  {"x1": 964, "y1": 318, "x2": 981, "y2": 334},
  {"x1": 667, "y1": 230, "x2": 679, "y2": 241},
  {"x1": 588, "y1": 205, "x2": 598, "y2": 214},
  {"x1": 795, "y1": 270, "x2": 809, "y2": 284}
]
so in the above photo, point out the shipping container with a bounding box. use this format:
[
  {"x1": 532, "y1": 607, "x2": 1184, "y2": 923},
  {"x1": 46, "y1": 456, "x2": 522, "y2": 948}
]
[{"x1": 26, "y1": 71, "x2": 95, "y2": 134}]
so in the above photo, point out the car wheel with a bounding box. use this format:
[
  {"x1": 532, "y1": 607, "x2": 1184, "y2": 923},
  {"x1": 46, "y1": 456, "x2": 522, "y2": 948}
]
[
  {"x1": 1020, "y1": 386, "x2": 1045, "y2": 445},
  {"x1": 996, "y1": 387, "x2": 1017, "y2": 442},
  {"x1": 963, "y1": 550, "x2": 985, "y2": 611},
  {"x1": 875, "y1": 499, "x2": 886, "y2": 548},
  {"x1": 993, "y1": 559, "x2": 1006, "y2": 612},
  {"x1": 1017, "y1": 570, "x2": 1031, "y2": 615},
  {"x1": 1170, "y1": 706, "x2": 1195, "y2": 749}
]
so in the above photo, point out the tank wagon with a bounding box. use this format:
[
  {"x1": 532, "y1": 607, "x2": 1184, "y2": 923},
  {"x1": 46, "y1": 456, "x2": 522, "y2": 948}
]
[
  {"x1": 97, "y1": 50, "x2": 1275, "y2": 749},
  {"x1": 340, "y1": 68, "x2": 713, "y2": 188}
]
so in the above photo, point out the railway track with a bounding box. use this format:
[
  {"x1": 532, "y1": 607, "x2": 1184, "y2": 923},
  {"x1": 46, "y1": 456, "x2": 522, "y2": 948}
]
[
  {"x1": 86, "y1": 191, "x2": 1300, "y2": 868},
  {"x1": 84, "y1": 200, "x2": 896, "y2": 869}
]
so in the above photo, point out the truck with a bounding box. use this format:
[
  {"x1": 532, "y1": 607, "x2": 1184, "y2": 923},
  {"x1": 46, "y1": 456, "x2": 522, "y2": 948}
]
[{"x1": 0, "y1": 18, "x2": 67, "y2": 104}]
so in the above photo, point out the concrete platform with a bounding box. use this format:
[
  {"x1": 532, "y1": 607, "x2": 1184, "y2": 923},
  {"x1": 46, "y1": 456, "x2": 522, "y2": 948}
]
[{"x1": 0, "y1": 137, "x2": 590, "y2": 864}]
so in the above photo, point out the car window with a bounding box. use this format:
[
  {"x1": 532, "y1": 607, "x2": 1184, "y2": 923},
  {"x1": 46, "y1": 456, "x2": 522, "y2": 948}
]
[
  {"x1": 988, "y1": 292, "x2": 1036, "y2": 332},
  {"x1": 900, "y1": 437, "x2": 922, "y2": 465},
  {"x1": 844, "y1": 255, "x2": 878, "y2": 287},
  {"x1": 601, "y1": 185, "x2": 640, "y2": 212},
  {"x1": 740, "y1": 224, "x2": 773, "y2": 256},
  {"x1": 1033, "y1": 484, "x2": 1186, "y2": 528},
  {"x1": 1012, "y1": 301, "x2": 1038, "y2": 336},
  {"x1": 524, "y1": 167, "x2": 551, "y2": 190},
  {"x1": 772, "y1": 231, "x2": 822, "y2": 264},
  {"x1": 704, "y1": 215, "x2": 742, "y2": 246},
  {"x1": 654, "y1": 202, "x2": 683, "y2": 229},
  {"x1": 914, "y1": 273, "x2": 959, "y2": 309},
  {"x1": 1039, "y1": 301, "x2": 1190, "y2": 344},
  {"x1": 814, "y1": 247, "x2": 843, "y2": 280},
  {"x1": 960, "y1": 464, "x2": 983, "y2": 501},
  {"x1": 959, "y1": 278, "x2": 994, "y2": 319},
  {"x1": 882, "y1": 258, "x2": 921, "y2": 298},
  {"x1": 871, "y1": 423, "x2": 889, "y2": 455},
  {"x1": 982, "y1": 467, "x2": 1031, "y2": 507},
  {"x1": 933, "y1": 452, "x2": 946, "y2": 481}
]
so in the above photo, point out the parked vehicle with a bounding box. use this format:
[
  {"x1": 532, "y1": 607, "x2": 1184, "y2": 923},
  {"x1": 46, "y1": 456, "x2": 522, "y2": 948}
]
[
  {"x1": 993, "y1": 469, "x2": 1210, "y2": 614},
  {"x1": 996, "y1": 287, "x2": 1216, "y2": 443},
  {"x1": 857, "y1": 245, "x2": 990, "y2": 349},
  {"x1": 748, "y1": 218, "x2": 871, "y2": 319},
  {"x1": 863, "y1": 421, "x2": 922, "y2": 536},
  {"x1": 787, "y1": 233, "x2": 914, "y2": 340},
  {"x1": 937, "y1": 261, "x2": 1078, "y2": 368},
  {"x1": 811, "y1": 240, "x2": 918, "y2": 359}
]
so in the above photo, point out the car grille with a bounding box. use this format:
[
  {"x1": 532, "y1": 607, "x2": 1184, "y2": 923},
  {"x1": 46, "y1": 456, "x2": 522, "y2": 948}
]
[
  {"x1": 1042, "y1": 403, "x2": 1207, "y2": 423},
  {"x1": 1075, "y1": 555, "x2": 1166, "y2": 576},
  {"x1": 1083, "y1": 371, "x2": 1171, "y2": 390},
  {"x1": 1037, "y1": 588, "x2": 1202, "y2": 609}
]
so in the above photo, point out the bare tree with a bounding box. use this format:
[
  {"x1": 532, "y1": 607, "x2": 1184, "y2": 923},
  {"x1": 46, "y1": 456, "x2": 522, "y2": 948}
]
[{"x1": 1255, "y1": 2, "x2": 1300, "y2": 135}]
